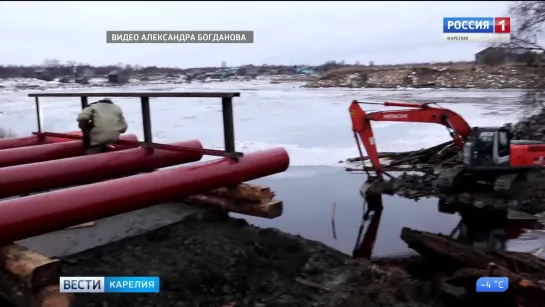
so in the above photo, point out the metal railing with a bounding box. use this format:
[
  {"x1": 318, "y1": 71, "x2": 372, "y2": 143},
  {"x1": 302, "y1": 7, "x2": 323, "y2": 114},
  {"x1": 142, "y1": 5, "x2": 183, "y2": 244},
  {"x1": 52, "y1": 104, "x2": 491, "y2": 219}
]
[{"x1": 27, "y1": 92, "x2": 244, "y2": 159}]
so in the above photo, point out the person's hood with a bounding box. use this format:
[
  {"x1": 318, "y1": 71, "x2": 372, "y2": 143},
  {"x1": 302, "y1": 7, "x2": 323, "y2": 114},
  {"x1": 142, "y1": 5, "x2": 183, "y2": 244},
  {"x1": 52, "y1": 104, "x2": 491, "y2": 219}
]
[{"x1": 92, "y1": 98, "x2": 114, "y2": 105}]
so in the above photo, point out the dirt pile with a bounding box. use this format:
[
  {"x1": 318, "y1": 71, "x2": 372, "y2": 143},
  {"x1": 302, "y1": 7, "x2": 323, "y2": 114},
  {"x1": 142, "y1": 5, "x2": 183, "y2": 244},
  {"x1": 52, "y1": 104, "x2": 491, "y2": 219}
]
[
  {"x1": 305, "y1": 65, "x2": 544, "y2": 89},
  {"x1": 513, "y1": 109, "x2": 545, "y2": 141},
  {"x1": 63, "y1": 212, "x2": 438, "y2": 307}
]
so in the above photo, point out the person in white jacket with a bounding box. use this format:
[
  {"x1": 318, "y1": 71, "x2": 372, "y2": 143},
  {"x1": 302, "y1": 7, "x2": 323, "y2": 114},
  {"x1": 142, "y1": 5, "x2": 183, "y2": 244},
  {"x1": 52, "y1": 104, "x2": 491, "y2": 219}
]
[{"x1": 77, "y1": 98, "x2": 128, "y2": 154}]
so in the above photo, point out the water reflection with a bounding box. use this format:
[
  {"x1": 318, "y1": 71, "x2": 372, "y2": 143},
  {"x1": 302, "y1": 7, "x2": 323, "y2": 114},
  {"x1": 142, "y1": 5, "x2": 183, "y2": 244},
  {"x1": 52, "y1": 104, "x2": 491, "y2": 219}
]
[
  {"x1": 352, "y1": 180, "x2": 384, "y2": 259},
  {"x1": 439, "y1": 199, "x2": 540, "y2": 252},
  {"x1": 352, "y1": 206, "x2": 382, "y2": 259},
  {"x1": 352, "y1": 187, "x2": 542, "y2": 259}
]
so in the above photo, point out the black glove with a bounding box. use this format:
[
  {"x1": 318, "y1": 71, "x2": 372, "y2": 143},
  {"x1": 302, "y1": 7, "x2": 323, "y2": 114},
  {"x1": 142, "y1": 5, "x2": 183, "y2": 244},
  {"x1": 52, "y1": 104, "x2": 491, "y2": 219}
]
[
  {"x1": 78, "y1": 120, "x2": 93, "y2": 149},
  {"x1": 82, "y1": 130, "x2": 91, "y2": 148}
]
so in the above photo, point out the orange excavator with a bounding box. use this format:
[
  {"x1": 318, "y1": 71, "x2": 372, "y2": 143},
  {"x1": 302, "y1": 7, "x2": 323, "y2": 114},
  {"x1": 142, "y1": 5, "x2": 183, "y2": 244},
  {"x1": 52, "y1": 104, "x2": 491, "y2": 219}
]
[{"x1": 348, "y1": 100, "x2": 545, "y2": 195}]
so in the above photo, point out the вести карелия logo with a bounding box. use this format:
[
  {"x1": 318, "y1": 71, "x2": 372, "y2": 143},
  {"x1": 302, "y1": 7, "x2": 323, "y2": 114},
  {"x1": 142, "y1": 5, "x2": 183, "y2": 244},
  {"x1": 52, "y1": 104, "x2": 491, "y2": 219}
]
[
  {"x1": 443, "y1": 17, "x2": 510, "y2": 43},
  {"x1": 60, "y1": 276, "x2": 160, "y2": 293}
]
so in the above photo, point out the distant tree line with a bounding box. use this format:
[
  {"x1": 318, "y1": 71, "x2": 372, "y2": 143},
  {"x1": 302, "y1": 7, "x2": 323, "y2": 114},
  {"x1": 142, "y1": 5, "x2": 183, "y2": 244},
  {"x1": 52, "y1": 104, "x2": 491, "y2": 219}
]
[
  {"x1": 1, "y1": 58, "x2": 453, "y2": 80},
  {"x1": 0, "y1": 59, "x2": 195, "y2": 79},
  {"x1": 0, "y1": 59, "x2": 369, "y2": 79}
]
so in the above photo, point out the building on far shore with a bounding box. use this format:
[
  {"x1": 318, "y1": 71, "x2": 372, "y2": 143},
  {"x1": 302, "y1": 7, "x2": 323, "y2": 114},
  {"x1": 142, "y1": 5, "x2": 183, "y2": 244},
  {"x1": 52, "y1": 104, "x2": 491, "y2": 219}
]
[
  {"x1": 241, "y1": 65, "x2": 259, "y2": 78},
  {"x1": 297, "y1": 68, "x2": 314, "y2": 75},
  {"x1": 34, "y1": 69, "x2": 54, "y2": 81},
  {"x1": 108, "y1": 70, "x2": 130, "y2": 84},
  {"x1": 475, "y1": 47, "x2": 545, "y2": 65}
]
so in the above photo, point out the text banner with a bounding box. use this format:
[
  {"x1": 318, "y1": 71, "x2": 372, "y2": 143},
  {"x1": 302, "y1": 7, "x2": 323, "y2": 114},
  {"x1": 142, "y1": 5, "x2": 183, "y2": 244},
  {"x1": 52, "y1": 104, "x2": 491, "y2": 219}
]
[{"x1": 106, "y1": 31, "x2": 254, "y2": 44}]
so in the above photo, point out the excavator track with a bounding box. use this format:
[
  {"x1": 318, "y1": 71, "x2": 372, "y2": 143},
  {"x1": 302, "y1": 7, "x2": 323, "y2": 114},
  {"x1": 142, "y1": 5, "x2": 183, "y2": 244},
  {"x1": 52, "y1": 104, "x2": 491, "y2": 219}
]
[
  {"x1": 435, "y1": 165, "x2": 465, "y2": 192},
  {"x1": 493, "y1": 173, "x2": 521, "y2": 198}
]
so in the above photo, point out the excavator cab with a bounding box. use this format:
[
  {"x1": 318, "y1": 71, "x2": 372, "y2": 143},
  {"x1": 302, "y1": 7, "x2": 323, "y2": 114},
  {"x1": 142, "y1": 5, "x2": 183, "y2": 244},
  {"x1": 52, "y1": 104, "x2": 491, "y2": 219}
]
[
  {"x1": 462, "y1": 127, "x2": 512, "y2": 167},
  {"x1": 438, "y1": 126, "x2": 545, "y2": 195},
  {"x1": 437, "y1": 126, "x2": 520, "y2": 194}
]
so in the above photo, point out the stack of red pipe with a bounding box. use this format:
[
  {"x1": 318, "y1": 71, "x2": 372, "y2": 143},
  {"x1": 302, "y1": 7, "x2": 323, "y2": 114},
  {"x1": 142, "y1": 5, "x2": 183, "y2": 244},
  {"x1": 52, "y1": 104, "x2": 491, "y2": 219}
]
[{"x1": 0, "y1": 131, "x2": 290, "y2": 244}]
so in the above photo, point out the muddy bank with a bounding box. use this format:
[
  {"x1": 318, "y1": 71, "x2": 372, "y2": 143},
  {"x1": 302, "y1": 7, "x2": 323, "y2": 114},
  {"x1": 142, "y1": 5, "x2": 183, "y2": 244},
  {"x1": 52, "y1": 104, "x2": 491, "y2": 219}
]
[
  {"x1": 63, "y1": 211, "x2": 437, "y2": 307},
  {"x1": 304, "y1": 64, "x2": 544, "y2": 89}
]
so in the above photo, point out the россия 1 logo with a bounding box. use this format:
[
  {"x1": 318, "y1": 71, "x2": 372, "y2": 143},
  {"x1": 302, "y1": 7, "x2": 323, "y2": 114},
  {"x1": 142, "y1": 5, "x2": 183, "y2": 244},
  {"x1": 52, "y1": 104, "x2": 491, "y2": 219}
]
[{"x1": 443, "y1": 17, "x2": 510, "y2": 43}]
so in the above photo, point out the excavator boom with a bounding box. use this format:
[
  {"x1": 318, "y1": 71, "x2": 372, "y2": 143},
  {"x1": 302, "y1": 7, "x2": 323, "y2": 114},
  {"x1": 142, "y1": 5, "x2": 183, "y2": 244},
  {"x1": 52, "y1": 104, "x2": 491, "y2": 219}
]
[{"x1": 349, "y1": 100, "x2": 472, "y2": 178}]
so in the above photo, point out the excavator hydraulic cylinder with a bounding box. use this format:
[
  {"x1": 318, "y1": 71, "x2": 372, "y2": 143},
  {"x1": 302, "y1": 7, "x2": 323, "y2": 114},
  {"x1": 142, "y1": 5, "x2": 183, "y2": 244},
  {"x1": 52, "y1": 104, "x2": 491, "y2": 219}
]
[
  {"x1": 0, "y1": 131, "x2": 83, "y2": 150},
  {"x1": 0, "y1": 148, "x2": 289, "y2": 245},
  {"x1": 0, "y1": 140, "x2": 204, "y2": 199},
  {"x1": 0, "y1": 134, "x2": 138, "y2": 168}
]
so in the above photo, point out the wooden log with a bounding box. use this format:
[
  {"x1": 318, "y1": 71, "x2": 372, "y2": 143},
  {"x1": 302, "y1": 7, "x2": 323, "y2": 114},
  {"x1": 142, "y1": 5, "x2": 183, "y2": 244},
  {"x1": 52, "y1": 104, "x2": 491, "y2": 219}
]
[
  {"x1": 389, "y1": 153, "x2": 429, "y2": 166},
  {"x1": 0, "y1": 243, "x2": 72, "y2": 307},
  {"x1": 438, "y1": 154, "x2": 459, "y2": 167},
  {"x1": 346, "y1": 152, "x2": 404, "y2": 163},
  {"x1": 400, "y1": 227, "x2": 545, "y2": 278},
  {"x1": 182, "y1": 194, "x2": 282, "y2": 219},
  {"x1": 386, "y1": 142, "x2": 455, "y2": 166},
  {"x1": 208, "y1": 183, "x2": 274, "y2": 202},
  {"x1": 346, "y1": 166, "x2": 430, "y2": 173},
  {"x1": 346, "y1": 140, "x2": 455, "y2": 164}
]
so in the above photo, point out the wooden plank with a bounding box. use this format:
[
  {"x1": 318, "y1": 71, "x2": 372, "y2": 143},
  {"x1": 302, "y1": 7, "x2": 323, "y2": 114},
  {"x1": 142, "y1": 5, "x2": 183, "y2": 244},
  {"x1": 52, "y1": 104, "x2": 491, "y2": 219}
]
[
  {"x1": 208, "y1": 183, "x2": 274, "y2": 202},
  {"x1": 182, "y1": 194, "x2": 282, "y2": 219}
]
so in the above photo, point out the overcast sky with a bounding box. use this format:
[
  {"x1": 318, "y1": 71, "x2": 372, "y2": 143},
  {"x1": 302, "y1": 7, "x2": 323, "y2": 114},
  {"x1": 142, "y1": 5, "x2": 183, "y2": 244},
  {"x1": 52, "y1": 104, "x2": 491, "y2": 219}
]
[{"x1": 0, "y1": 1, "x2": 510, "y2": 67}]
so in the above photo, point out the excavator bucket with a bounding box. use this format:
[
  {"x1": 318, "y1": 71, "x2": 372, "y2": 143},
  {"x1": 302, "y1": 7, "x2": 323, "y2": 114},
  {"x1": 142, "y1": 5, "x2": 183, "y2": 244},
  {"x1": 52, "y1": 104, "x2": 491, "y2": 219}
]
[{"x1": 359, "y1": 177, "x2": 398, "y2": 198}]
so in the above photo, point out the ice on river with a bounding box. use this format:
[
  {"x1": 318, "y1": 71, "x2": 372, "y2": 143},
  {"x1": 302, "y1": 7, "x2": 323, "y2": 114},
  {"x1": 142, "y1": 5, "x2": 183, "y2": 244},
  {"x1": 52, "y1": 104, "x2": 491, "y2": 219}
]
[{"x1": 0, "y1": 79, "x2": 525, "y2": 171}]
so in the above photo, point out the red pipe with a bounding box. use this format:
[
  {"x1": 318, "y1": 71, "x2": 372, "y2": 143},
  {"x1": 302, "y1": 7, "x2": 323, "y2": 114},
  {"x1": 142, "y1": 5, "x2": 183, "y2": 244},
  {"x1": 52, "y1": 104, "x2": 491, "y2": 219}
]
[
  {"x1": 0, "y1": 134, "x2": 138, "y2": 168},
  {"x1": 0, "y1": 148, "x2": 289, "y2": 244},
  {"x1": 0, "y1": 131, "x2": 83, "y2": 150},
  {"x1": 0, "y1": 140, "x2": 204, "y2": 198}
]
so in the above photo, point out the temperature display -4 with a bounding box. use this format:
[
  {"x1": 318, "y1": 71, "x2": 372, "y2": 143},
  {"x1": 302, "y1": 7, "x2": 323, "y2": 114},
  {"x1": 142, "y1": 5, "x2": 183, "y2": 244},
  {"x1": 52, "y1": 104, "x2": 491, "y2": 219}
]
[{"x1": 476, "y1": 277, "x2": 509, "y2": 292}]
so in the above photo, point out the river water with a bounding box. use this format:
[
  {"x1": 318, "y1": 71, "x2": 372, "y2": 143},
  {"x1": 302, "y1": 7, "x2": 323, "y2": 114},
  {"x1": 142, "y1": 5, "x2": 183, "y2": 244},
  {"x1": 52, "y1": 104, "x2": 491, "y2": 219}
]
[{"x1": 2, "y1": 80, "x2": 542, "y2": 258}]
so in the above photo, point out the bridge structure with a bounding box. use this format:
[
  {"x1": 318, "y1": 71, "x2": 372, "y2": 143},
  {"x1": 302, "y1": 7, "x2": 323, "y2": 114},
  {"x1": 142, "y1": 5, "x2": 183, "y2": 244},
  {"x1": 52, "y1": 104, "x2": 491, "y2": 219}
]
[{"x1": 0, "y1": 91, "x2": 289, "y2": 307}]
